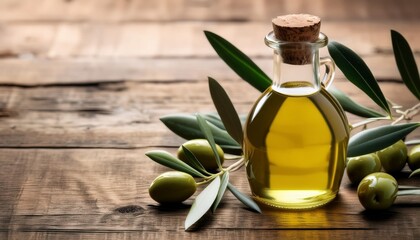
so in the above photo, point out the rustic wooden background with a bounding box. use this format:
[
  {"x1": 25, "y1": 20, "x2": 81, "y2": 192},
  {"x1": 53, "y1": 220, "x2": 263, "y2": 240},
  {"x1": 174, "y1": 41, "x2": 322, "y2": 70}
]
[{"x1": 1, "y1": 0, "x2": 420, "y2": 239}]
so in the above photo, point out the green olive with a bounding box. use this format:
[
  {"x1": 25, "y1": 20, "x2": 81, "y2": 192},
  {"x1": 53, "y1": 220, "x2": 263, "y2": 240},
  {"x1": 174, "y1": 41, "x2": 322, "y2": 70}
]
[
  {"x1": 346, "y1": 153, "x2": 382, "y2": 185},
  {"x1": 177, "y1": 139, "x2": 224, "y2": 171},
  {"x1": 149, "y1": 171, "x2": 196, "y2": 204},
  {"x1": 408, "y1": 144, "x2": 420, "y2": 171},
  {"x1": 357, "y1": 172, "x2": 398, "y2": 211},
  {"x1": 376, "y1": 140, "x2": 407, "y2": 173}
]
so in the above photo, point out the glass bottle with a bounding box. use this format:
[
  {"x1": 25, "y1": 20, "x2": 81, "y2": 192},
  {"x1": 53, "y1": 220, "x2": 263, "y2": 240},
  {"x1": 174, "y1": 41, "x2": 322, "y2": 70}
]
[{"x1": 243, "y1": 31, "x2": 350, "y2": 209}]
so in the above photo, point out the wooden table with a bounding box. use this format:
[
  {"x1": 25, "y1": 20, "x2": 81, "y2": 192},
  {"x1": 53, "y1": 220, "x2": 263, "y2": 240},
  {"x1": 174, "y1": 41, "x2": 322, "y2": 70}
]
[{"x1": 1, "y1": 1, "x2": 420, "y2": 239}]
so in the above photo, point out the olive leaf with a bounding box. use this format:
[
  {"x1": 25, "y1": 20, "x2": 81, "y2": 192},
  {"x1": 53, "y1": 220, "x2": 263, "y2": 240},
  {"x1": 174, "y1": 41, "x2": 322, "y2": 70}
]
[
  {"x1": 196, "y1": 114, "x2": 223, "y2": 169},
  {"x1": 405, "y1": 139, "x2": 420, "y2": 146},
  {"x1": 409, "y1": 169, "x2": 420, "y2": 178},
  {"x1": 227, "y1": 183, "x2": 262, "y2": 213},
  {"x1": 205, "y1": 30, "x2": 385, "y2": 119},
  {"x1": 208, "y1": 77, "x2": 243, "y2": 145},
  {"x1": 185, "y1": 176, "x2": 221, "y2": 231},
  {"x1": 203, "y1": 113, "x2": 226, "y2": 130},
  {"x1": 212, "y1": 171, "x2": 229, "y2": 213},
  {"x1": 160, "y1": 114, "x2": 239, "y2": 147},
  {"x1": 218, "y1": 144, "x2": 243, "y2": 156},
  {"x1": 391, "y1": 30, "x2": 420, "y2": 100},
  {"x1": 347, "y1": 123, "x2": 420, "y2": 157},
  {"x1": 181, "y1": 145, "x2": 212, "y2": 176},
  {"x1": 204, "y1": 31, "x2": 271, "y2": 92},
  {"x1": 328, "y1": 41, "x2": 391, "y2": 116},
  {"x1": 328, "y1": 87, "x2": 386, "y2": 118},
  {"x1": 399, "y1": 185, "x2": 420, "y2": 190},
  {"x1": 145, "y1": 150, "x2": 206, "y2": 178},
  {"x1": 397, "y1": 189, "x2": 420, "y2": 196}
]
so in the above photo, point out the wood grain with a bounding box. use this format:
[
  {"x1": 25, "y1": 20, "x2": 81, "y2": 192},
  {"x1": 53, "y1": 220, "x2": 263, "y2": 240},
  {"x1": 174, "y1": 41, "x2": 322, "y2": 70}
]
[
  {"x1": 1, "y1": 148, "x2": 420, "y2": 239},
  {"x1": 1, "y1": 21, "x2": 419, "y2": 58},
  {"x1": 0, "y1": 0, "x2": 419, "y2": 22},
  {"x1": 0, "y1": 56, "x2": 416, "y2": 86},
  {"x1": 0, "y1": 80, "x2": 418, "y2": 149},
  {"x1": 0, "y1": 21, "x2": 418, "y2": 87},
  {"x1": 1, "y1": 0, "x2": 420, "y2": 239}
]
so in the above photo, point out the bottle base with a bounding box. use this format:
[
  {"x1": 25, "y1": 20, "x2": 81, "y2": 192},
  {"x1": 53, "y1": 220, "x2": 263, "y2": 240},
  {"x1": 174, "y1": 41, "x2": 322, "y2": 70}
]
[{"x1": 252, "y1": 190, "x2": 338, "y2": 210}]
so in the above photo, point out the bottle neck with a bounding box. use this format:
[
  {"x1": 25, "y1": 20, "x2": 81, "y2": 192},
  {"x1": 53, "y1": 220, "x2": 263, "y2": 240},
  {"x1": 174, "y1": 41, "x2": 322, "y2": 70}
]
[
  {"x1": 264, "y1": 31, "x2": 328, "y2": 96},
  {"x1": 272, "y1": 48, "x2": 321, "y2": 96}
]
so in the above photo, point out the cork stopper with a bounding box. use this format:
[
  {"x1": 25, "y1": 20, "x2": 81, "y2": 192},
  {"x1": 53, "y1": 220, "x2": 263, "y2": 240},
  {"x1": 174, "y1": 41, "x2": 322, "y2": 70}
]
[{"x1": 272, "y1": 14, "x2": 321, "y2": 64}]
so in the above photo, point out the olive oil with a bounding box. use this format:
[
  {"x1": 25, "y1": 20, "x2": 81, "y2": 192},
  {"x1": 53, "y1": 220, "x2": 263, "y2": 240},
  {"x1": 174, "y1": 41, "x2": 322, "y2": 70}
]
[
  {"x1": 244, "y1": 82, "x2": 349, "y2": 209},
  {"x1": 244, "y1": 15, "x2": 350, "y2": 209}
]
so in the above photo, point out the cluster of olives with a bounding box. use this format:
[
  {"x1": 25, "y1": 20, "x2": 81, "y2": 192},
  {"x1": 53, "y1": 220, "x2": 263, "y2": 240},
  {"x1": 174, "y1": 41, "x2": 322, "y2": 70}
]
[
  {"x1": 346, "y1": 141, "x2": 420, "y2": 210},
  {"x1": 149, "y1": 139, "x2": 224, "y2": 204}
]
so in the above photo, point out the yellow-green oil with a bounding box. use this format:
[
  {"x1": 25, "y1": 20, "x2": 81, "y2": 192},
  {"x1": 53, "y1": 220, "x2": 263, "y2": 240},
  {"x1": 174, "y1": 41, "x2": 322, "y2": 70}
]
[{"x1": 244, "y1": 83, "x2": 349, "y2": 209}]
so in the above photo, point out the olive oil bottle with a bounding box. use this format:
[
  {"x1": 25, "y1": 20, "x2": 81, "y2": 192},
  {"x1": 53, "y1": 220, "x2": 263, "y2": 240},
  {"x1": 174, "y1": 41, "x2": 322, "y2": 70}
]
[{"x1": 244, "y1": 14, "x2": 350, "y2": 209}]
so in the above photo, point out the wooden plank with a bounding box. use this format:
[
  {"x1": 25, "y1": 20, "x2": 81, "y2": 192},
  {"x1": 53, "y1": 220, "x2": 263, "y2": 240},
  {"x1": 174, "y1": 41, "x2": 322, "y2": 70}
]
[
  {"x1": 0, "y1": 80, "x2": 418, "y2": 149},
  {"x1": 0, "y1": 55, "x2": 417, "y2": 86},
  {"x1": 1, "y1": 21, "x2": 419, "y2": 58},
  {"x1": 0, "y1": 0, "x2": 419, "y2": 22},
  {"x1": 0, "y1": 1, "x2": 418, "y2": 239},
  {"x1": 0, "y1": 79, "x2": 258, "y2": 148},
  {"x1": 0, "y1": 21, "x2": 418, "y2": 87},
  {"x1": 4, "y1": 229, "x2": 420, "y2": 240},
  {"x1": 1, "y1": 148, "x2": 420, "y2": 239}
]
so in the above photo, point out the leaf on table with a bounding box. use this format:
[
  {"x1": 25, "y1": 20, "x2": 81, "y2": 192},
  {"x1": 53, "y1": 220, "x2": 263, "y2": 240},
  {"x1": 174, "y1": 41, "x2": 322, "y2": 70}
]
[
  {"x1": 145, "y1": 150, "x2": 206, "y2": 178},
  {"x1": 227, "y1": 183, "x2": 262, "y2": 213},
  {"x1": 203, "y1": 113, "x2": 226, "y2": 130},
  {"x1": 409, "y1": 168, "x2": 420, "y2": 178},
  {"x1": 347, "y1": 123, "x2": 420, "y2": 157},
  {"x1": 328, "y1": 87, "x2": 386, "y2": 118},
  {"x1": 181, "y1": 145, "x2": 212, "y2": 176},
  {"x1": 185, "y1": 176, "x2": 221, "y2": 231},
  {"x1": 397, "y1": 189, "x2": 420, "y2": 196},
  {"x1": 399, "y1": 185, "x2": 420, "y2": 190},
  {"x1": 204, "y1": 31, "x2": 271, "y2": 93},
  {"x1": 391, "y1": 30, "x2": 420, "y2": 101},
  {"x1": 405, "y1": 139, "x2": 420, "y2": 146},
  {"x1": 196, "y1": 114, "x2": 223, "y2": 169},
  {"x1": 328, "y1": 41, "x2": 391, "y2": 116},
  {"x1": 212, "y1": 171, "x2": 229, "y2": 213},
  {"x1": 160, "y1": 114, "x2": 239, "y2": 147},
  {"x1": 218, "y1": 144, "x2": 243, "y2": 155},
  {"x1": 208, "y1": 77, "x2": 243, "y2": 146}
]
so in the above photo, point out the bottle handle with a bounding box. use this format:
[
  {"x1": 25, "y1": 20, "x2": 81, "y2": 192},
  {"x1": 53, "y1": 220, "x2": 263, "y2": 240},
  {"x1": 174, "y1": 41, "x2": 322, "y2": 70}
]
[{"x1": 320, "y1": 57, "x2": 335, "y2": 89}]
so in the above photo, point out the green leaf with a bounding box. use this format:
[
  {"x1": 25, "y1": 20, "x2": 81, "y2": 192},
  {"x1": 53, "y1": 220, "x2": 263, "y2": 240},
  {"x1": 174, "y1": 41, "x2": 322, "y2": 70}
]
[
  {"x1": 203, "y1": 113, "x2": 226, "y2": 130},
  {"x1": 204, "y1": 31, "x2": 271, "y2": 92},
  {"x1": 219, "y1": 144, "x2": 243, "y2": 156},
  {"x1": 391, "y1": 30, "x2": 420, "y2": 100},
  {"x1": 212, "y1": 171, "x2": 229, "y2": 213},
  {"x1": 160, "y1": 114, "x2": 239, "y2": 147},
  {"x1": 399, "y1": 185, "x2": 420, "y2": 190},
  {"x1": 208, "y1": 77, "x2": 243, "y2": 145},
  {"x1": 409, "y1": 168, "x2": 420, "y2": 178},
  {"x1": 181, "y1": 145, "x2": 212, "y2": 176},
  {"x1": 227, "y1": 183, "x2": 262, "y2": 213},
  {"x1": 185, "y1": 176, "x2": 221, "y2": 231},
  {"x1": 405, "y1": 139, "x2": 420, "y2": 146},
  {"x1": 145, "y1": 150, "x2": 206, "y2": 178},
  {"x1": 347, "y1": 123, "x2": 420, "y2": 157},
  {"x1": 328, "y1": 41, "x2": 391, "y2": 116},
  {"x1": 196, "y1": 114, "x2": 223, "y2": 169},
  {"x1": 328, "y1": 87, "x2": 385, "y2": 118},
  {"x1": 397, "y1": 189, "x2": 420, "y2": 196}
]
